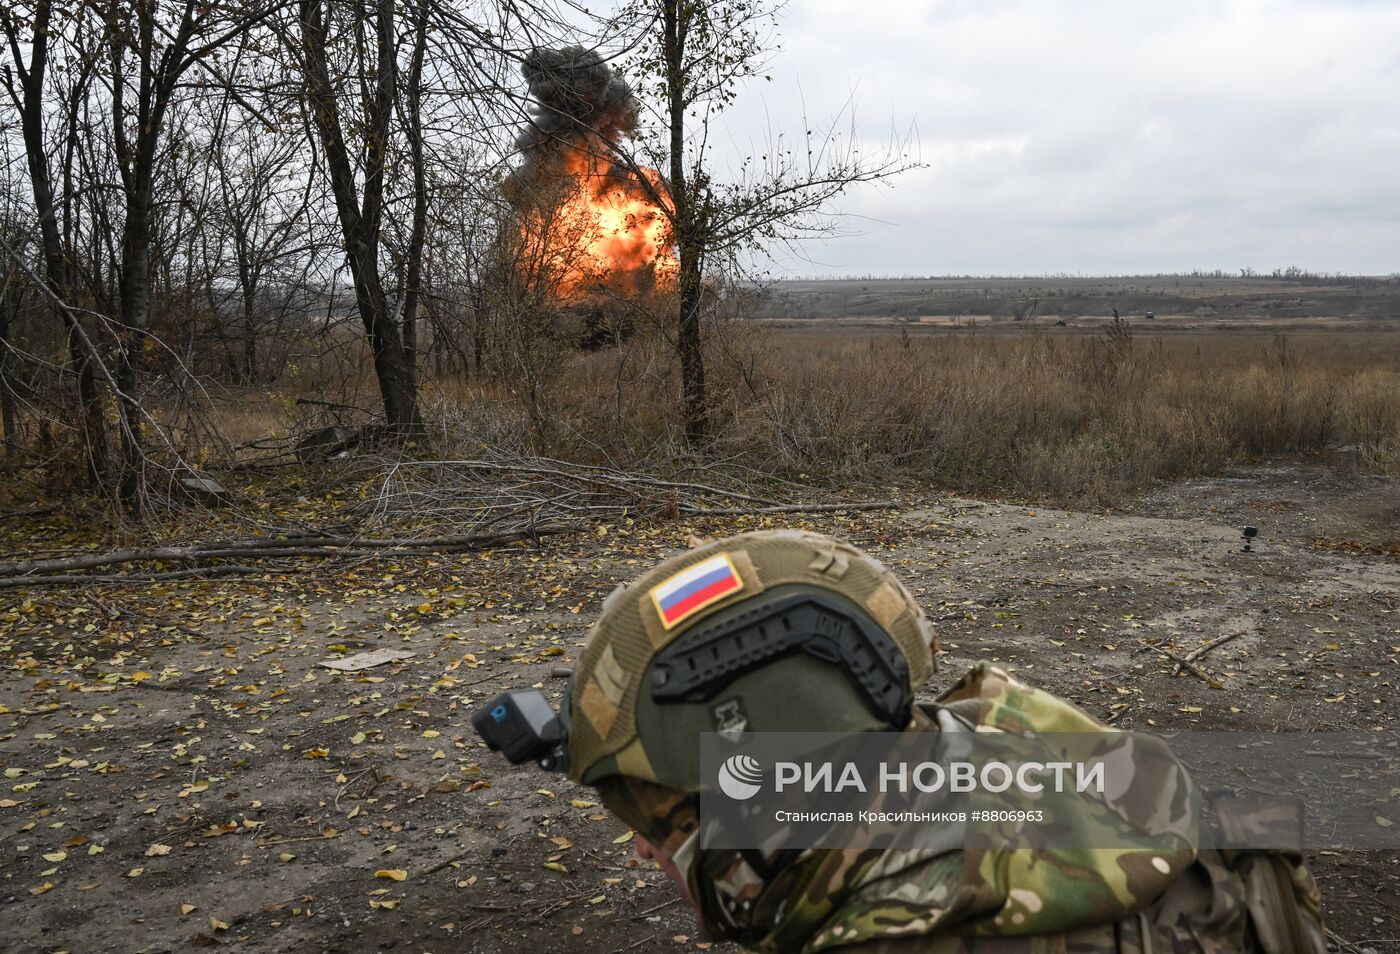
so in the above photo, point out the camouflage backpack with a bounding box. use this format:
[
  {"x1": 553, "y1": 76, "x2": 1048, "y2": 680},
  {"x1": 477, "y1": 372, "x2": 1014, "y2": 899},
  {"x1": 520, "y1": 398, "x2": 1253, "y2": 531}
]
[{"x1": 785, "y1": 663, "x2": 1328, "y2": 954}]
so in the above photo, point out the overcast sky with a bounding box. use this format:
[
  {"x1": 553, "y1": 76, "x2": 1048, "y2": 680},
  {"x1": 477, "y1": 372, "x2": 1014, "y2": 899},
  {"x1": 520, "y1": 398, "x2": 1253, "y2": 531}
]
[{"x1": 627, "y1": 0, "x2": 1400, "y2": 276}]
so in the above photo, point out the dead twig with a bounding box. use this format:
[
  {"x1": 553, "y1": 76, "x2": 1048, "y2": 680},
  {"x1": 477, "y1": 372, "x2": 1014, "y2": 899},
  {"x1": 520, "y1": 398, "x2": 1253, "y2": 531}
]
[
  {"x1": 631, "y1": 896, "x2": 682, "y2": 919},
  {"x1": 1181, "y1": 631, "x2": 1246, "y2": 666},
  {"x1": 256, "y1": 832, "x2": 341, "y2": 847},
  {"x1": 682, "y1": 501, "x2": 896, "y2": 517},
  {"x1": 1138, "y1": 641, "x2": 1222, "y2": 687},
  {"x1": 458, "y1": 671, "x2": 504, "y2": 690},
  {"x1": 1327, "y1": 930, "x2": 1367, "y2": 954},
  {"x1": 334, "y1": 767, "x2": 380, "y2": 811}
]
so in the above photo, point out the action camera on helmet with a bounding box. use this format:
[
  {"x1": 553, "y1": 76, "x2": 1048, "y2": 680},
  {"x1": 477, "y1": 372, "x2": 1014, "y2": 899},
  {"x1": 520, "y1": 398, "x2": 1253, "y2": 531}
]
[{"x1": 471, "y1": 689, "x2": 569, "y2": 772}]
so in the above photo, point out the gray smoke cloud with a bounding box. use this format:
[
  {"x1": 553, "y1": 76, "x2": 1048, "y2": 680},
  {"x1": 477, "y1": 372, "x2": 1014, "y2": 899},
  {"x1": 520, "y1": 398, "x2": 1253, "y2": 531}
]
[{"x1": 516, "y1": 46, "x2": 638, "y2": 176}]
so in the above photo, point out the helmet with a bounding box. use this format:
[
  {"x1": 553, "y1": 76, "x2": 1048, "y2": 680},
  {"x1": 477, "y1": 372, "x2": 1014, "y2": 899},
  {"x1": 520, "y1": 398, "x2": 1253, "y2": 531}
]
[{"x1": 564, "y1": 529, "x2": 936, "y2": 943}]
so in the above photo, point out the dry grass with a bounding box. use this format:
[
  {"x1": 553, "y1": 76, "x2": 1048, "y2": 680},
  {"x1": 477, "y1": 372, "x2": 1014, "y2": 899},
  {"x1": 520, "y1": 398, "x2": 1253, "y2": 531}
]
[
  {"x1": 478, "y1": 323, "x2": 1400, "y2": 506},
  {"x1": 193, "y1": 322, "x2": 1400, "y2": 509}
]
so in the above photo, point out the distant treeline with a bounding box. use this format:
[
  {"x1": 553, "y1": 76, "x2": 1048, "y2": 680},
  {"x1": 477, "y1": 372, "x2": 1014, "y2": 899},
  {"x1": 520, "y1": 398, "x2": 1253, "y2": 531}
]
[
  {"x1": 750, "y1": 272, "x2": 1400, "y2": 322},
  {"x1": 780, "y1": 269, "x2": 1400, "y2": 286}
]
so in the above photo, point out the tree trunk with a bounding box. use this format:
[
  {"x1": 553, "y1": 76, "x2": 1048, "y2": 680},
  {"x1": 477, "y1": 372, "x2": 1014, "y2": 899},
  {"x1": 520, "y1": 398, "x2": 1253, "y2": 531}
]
[
  {"x1": 69, "y1": 332, "x2": 108, "y2": 485},
  {"x1": 9, "y1": 0, "x2": 111, "y2": 486},
  {"x1": 676, "y1": 241, "x2": 707, "y2": 446},
  {"x1": 473, "y1": 305, "x2": 487, "y2": 374},
  {"x1": 115, "y1": 184, "x2": 152, "y2": 511},
  {"x1": 350, "y1": 257, "x2": 419, "y2": 429},
  {"x1": 297, "y1": 0, "x2": 420, "y2": 433},
  {"x1": 397, "y1": 0, "x2": 431, "y2": 398},
  {"x1": 664, "y1": 1, "x2": 708, "y2": 447},
  {"x1": 243, "y1": 310, "x2": 258, "y2": 384},
  {"x1": 240, "y1": 274, "x2": 258, "y2": 384},
  {"x1": 106, "y1": 0, "x2": 207, "y2": 511},
  {"x1": 0, "y1": 298, "x2": 17, "y2": 459}
]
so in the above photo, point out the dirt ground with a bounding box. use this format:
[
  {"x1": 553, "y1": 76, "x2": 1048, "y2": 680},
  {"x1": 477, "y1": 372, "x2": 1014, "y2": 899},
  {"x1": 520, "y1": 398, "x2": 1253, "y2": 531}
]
[{"x1": 2, "y1": 461, "x2": 1399, "y2": 953}]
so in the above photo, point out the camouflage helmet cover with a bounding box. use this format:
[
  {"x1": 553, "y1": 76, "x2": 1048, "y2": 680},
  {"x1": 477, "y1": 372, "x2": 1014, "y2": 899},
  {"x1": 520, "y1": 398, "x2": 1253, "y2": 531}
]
[{"x1": 566, "y1": 529, "x2": 937, "y2": 789}]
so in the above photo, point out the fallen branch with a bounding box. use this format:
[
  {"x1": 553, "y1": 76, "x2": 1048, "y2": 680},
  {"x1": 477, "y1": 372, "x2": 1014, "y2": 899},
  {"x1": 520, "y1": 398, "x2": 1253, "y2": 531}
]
[
  {"x1": 255, "y1": 832, "x2": 341, "y2": 848},
  {"x1": 1172, "y1": 630, "x2": 1247, "y2": 675},
  {"x1": 1138, "y1": 641, "x2": 1222, "y2": 687},
  {"x1": 0, "y1": 505, "x2": 61, "y2": 521},
  {"x1": 398, "y1": 458, "x2": 784, "y2": 508},
  {"x1": 681, "y1": 501, "x2": 897, "y2": 517},
  {"x1": 0, "y1": 565, "x2": 273, "y2": 589},
  {"x1": 370, "y1": 454, "x2": 901, "y2": 533},
  {"x1": 1184, "y1": 630, "x2": 1246, "y2": 662},
  {"x1": 0, "y1": 525, "x2": 576, "y2": 588}
]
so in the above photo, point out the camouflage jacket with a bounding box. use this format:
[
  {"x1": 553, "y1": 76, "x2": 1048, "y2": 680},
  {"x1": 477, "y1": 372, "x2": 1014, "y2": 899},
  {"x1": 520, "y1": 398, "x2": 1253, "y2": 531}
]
[{"x1": 749, "y1": 664, "x2": 1326, "y2": 954}]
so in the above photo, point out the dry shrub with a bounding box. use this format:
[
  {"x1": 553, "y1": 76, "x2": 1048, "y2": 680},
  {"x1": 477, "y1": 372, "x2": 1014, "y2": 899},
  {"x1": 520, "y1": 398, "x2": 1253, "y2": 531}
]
[
  {"x1": 586, "y1": 325, "x2": 1399, "y2": 505},
  {"x1": 206, "y1": 321, "x2": 1400, "y2": 508}
]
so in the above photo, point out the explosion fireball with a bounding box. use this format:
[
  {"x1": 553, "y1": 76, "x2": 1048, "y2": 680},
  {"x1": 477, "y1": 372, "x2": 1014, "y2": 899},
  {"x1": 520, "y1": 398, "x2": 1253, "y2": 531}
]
[
  {"x1": 521, "y1": 149, "x2": 677, "y2": 301},
  {"x1": 514, "y1": 46, "x2": 677, "y2": 303}
]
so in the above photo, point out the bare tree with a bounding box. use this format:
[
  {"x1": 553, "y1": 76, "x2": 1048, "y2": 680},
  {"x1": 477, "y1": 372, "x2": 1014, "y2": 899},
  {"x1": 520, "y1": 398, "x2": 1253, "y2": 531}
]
[
  {"x1": 1, "y1": 0, "x2": 111, "y2": 486},
  {"x1": 204, "y1": 93, "x2": 323, "y2": 384},
  {"x1": 289, "y1": 0, "x2": 425, "y2": 432},
  {"x1": 609, "y1": 0, "x2": 919, "y2": 445},
  {"x1": 101, "y1": 0, "x2": 277, "y2": 507}
]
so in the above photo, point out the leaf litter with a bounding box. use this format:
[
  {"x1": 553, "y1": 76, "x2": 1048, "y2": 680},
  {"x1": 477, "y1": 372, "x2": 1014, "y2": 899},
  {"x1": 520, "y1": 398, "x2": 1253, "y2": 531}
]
[{"x1": 1, "y1": 462, "x2": 1398, "y2": 948}]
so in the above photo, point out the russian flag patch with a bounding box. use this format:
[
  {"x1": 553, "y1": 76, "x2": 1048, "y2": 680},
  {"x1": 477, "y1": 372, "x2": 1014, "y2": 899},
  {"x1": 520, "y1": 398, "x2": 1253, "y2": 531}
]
[{"x1": 649, "y1": 554, "x2": 744, "y2": 630}]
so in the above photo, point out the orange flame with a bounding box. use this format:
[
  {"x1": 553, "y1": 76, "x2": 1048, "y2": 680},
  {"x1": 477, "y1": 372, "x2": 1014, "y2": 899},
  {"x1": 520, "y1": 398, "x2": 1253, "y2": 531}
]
[{"x1": 521, "y1": 150, "x2": 677, "y2": 301}]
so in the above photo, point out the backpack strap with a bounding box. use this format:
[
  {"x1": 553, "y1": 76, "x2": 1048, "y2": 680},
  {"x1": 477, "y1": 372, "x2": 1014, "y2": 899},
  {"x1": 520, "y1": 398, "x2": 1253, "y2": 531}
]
[{"x1": 1214, "y1": 794, "x2": 1325, "y2": 954}]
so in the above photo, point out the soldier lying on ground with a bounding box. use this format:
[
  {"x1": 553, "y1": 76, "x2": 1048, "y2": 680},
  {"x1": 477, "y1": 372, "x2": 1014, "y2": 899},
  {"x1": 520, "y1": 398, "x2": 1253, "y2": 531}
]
[{"x1": 475, "y1": 530, "x2": 1327, "y2": 953}]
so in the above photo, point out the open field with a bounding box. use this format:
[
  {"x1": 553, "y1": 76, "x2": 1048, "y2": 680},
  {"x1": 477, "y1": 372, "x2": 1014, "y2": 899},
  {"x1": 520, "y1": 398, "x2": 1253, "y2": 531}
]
[
  {"x1": 750, "y1": 275, "x2": 1400, "y2": 328},
  {"x1": 689, "y1": 321, "x2": 1400, "y2": 506}
]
